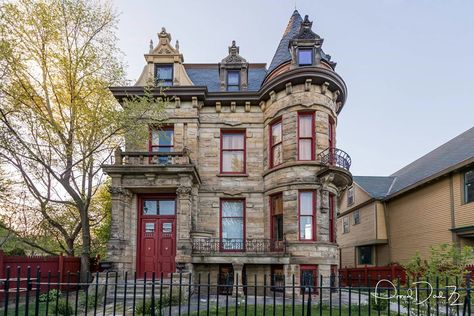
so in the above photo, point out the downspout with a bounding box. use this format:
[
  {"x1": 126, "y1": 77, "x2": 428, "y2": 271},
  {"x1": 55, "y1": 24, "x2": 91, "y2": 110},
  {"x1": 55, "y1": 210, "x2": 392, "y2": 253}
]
[{"x1": 449, "y1": 173, "x2": 458, "y2": 245}]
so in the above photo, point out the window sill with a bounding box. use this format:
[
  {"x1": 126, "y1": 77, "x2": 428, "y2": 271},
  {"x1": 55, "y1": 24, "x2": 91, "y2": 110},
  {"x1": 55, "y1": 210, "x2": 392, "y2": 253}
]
[{"x1": 217, "y1": 174, "x2": 249, "y2": 177}]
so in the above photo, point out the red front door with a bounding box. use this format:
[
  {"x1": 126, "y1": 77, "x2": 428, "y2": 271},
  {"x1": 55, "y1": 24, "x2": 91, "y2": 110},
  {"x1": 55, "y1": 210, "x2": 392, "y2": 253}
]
[{"x1": 138, "y1": 196, "x2": 176, "y2": 278}]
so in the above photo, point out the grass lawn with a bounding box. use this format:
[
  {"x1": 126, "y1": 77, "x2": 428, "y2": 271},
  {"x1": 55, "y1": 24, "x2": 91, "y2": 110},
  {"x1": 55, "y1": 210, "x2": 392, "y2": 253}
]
[{"x1": 189, "y1": 304, "x2": 393, "y2": 316}]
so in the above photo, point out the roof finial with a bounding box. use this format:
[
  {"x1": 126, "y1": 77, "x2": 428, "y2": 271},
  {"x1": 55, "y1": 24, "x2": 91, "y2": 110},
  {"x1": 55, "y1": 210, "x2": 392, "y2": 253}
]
[
  {"x1": 175, "y1": 40, "x2": 180, "y2": 52},
  {"x1": 149, "y1": 39, "x2": 153, "y2": 53}
]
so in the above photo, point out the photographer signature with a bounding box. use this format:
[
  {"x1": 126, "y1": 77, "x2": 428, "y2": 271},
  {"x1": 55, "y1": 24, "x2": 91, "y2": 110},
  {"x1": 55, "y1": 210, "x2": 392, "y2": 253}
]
[{"x1": 372, "y1": 279, "x2": 462, "y2": 306}]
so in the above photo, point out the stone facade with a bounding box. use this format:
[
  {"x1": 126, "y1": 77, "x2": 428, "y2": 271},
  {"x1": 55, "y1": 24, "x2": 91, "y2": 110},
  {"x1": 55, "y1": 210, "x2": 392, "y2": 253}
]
[{"x1": 103, "y1": 10, "x2": 352, "y2": 292}]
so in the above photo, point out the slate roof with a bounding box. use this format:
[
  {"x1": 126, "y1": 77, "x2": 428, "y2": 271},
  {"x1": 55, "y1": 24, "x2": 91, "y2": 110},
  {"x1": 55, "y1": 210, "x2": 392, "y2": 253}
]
[
  {"x1": 267, "y1": 10, "x2": 303, "y2": 75},
  {"x1": 352, "y1": 127, "x2": 474, "y2": 200},
  {"x1": 184, "y1": 65, "x2": 267, "y2": 92},
  {"x1": 388, "y1": 126, "x2": 474, "y2": 195},
  {"x1": 353, "y1": 176, "x2": 395, "y2": 199}
]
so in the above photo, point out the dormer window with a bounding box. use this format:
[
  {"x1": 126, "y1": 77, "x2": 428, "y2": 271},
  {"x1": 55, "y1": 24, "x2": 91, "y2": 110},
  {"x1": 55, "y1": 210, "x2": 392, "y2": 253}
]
[
  {"x1": 155, "y1": 64, "x2": 173, "y2": 86},
  {"x1": 298, "y1": 48, "x2": 313, "y2": 66},
  {"x1": 227, "y1": 71, "x2": 240, "y2": 92}
]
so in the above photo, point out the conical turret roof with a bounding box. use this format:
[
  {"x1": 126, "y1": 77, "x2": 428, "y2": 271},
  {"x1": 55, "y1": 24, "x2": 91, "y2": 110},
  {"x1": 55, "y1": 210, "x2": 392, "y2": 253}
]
[{"x1": 267, "y1": 10, "x2": 303, "y2": 74}]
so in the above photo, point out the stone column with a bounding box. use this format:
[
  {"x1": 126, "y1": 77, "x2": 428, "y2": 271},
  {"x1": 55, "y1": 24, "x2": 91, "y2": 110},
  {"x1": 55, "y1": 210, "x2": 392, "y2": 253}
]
[
  {"x1": 108, "y1": 186, "x2": 133, "y2": 272},
  {"x1": 176, "y1": 176, "x2": 193, "y2": 268},
  {"x1": 232, "y1": 263, "x2": 244, "y2": 297}
]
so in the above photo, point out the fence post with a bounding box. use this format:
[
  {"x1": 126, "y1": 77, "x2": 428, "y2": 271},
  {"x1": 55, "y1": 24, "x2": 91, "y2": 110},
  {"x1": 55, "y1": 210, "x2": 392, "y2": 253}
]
[
  {"x1": 364, "y1": 265, "x2": 368, "y2": 286},
  {"x1": 0, "y1": 250, "x2": 4, "y2": 279},
  {"x1": 391, "y1": 264, "x2": 396, "y2": 280},
  {"x1": 58, "y1": 253, "x2": 64, "y2": 290}
]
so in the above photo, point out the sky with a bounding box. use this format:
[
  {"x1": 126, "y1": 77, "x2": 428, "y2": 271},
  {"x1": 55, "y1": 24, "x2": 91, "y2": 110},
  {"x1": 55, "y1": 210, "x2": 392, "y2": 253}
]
[{"x1": 114, "y1": 0, "x2": 474, "y2": 176}]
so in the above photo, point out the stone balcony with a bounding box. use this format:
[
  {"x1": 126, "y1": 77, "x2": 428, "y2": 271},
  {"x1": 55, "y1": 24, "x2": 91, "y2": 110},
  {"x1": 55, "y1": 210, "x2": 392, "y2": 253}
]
[
  {"x1": 102, "y1": 147, "x2": 201, "y2": 185},
  {"x1": 191, "y1": 238, "x2": 289, "y2": 265},
  {"x1": 316, "y1": 147, "x2": 353, "y2": 188}
]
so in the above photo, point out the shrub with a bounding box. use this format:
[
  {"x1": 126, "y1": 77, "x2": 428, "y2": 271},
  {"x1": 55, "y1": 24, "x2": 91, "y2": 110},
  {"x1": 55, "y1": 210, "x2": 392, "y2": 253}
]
[
  {"x1": 38, "y1": 289, "x2": 61, "y2": 302},
  {"x1": 370, "y1": 293, "x2": 388, "y2": 311},
  {"x1": 135, "y1": 290, "x2": 187, "y2": 314},
  {"x1": 51, "y1": 298, "x2": 73, "y2": 316},
  {"x1": 135, "y1": 300, "x2": 158, "y2": 315}
]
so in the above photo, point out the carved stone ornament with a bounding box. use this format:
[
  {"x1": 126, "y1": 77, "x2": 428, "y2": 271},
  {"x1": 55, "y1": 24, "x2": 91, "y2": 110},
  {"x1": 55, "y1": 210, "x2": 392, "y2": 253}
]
[
  {"x1": 295, "y1": 15, "x2": 322, "y2": 41},
  {"x1": 177, "y1": 185, "x2": 192, "y2": 196},
  {"x1": 108, "y1": 186, "x2": 132, "y2": 199},
  {"x1": 221, "y1": 40, "x2": 248, "y2": 64}
]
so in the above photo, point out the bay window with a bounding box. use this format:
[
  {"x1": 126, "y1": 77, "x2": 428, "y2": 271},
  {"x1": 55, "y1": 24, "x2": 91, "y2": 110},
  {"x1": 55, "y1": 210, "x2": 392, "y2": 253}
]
[
  {"x1": 298, "y1": 112, "x2": 315, "y2": 160},
  {"x1": 220, "y1": 199, "x2": 245, "y2": 251},
  {"x1": 221, "y1": 130, "x2": 246, "y2": 174},
  {"x1": 270, "y1": 120, "x2": 283, "y2": 168},
  {"x1": 299, "y1": 191, "x2": 316, "y2": 241}
]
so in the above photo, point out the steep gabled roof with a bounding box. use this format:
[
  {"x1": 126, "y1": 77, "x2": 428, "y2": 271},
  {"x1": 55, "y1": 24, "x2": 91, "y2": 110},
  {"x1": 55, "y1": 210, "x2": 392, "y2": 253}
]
[
  {"x1": 267, "y1": 10, "x2": 303, "y2": 75},
  {"x1": 352, "y1": 127, "x2": 474, "y2": 201},
  {"x1": 388, "y1": 127, "x2": 474, "y2": 195},
  {"x1": 353, "y1": 176, "x2": 396, "y2": 199}
]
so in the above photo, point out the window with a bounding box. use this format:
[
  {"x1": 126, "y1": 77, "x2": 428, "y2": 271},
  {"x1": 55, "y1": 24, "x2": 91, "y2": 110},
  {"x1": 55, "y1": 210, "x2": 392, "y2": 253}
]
[
  {"x1": 347, "y1": 187, "x2": 354, "y2": 205},
  {"x1": 329, "y1": 193, "x2": 336, "y2": 243},
  {"x1": 465, "y1": 169, "x2": 474, "y2": 203},
  {"x1": 298, "y1": 113, "x2": 315, "y2": 160},
  {"x1": 220, "y1": 200, "x2": 245, "y2": 251},
  {"x1": 358, "y1": 246, "x2": 373, "y2": 265},
  {"x1": 300, "y1": 265, "x2": 318, "y2": 294},
  {"x1": 143, "y1": 199, "x2": 176, "y2": 216},
  {"x1": 343, "y1": 216, "x2": 349, "y2": 234},
  {"x1": 155, "y1": 64, "x2": 173, "y2": 86},
  {"x1": 299, "y1": 191, "x2": 316, "y2": 240},
  {"x1": 150, "y1": 126, "x2": 174, "y2": 152},
  {"x1": 270, "y1": 120, "x2": 283, "y2": 168},
  {"x1": 353, "y1": 210, "x2": 360, "y2": 225},
  {"x1": 271, "y1": 194, "x2": 284, "y2": 242},
  {"x1": 271, "y1": 265, "x2": 285, "y2": 292},
  {"x1": 221, "y1": 130, "x2": 245, "y2": 174},
  {"x1": 298, "y1": 48, "x2": 313, "y2": 66},
  {"x1": 227, "y1": 71, "x2": 240, "y2": 91}
]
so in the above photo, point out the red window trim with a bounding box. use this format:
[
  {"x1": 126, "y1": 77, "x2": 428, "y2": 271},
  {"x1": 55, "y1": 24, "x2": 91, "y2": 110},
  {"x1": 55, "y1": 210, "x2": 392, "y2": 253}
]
[
  {"x1": 298, "y1": 190, "x2": 317, "y2": 241},
  {"x1": 269, "y1": 118, "x2": 283, "y2": 168},
  {"x1": 220, "y1": 129, "x2": 246, "y2": 174},
  {"x1": 300, "y1": 265, "x2": 318, "y2": 293},
  {"x1": 138, "y1": 194, "x2": 177, "y2": 218},
  {"x1": 328, "y1": 116, "x2": 335, "y2": 149},
  {"x1": 219, "y1": 198, "x2": 246, "y2": 252},
  {"x1": 149, "y1": 125, "x2": 174, "y2": 152},
  {"x1": 270, "y1": 193, "x2": 284, "y2": 241},
  {"x1": 329, "y1": 193, "x2": 336, "y2": 243},
  {"x1": 297, "y1": 112, "x2": 315, "y2": 161}
]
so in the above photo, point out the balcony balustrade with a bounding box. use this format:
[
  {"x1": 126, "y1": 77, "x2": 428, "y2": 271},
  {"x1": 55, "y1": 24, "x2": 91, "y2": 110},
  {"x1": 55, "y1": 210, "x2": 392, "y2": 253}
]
[
  {"x1": 191, "y1": 238, "x2": 287, "y2": 255},
  {"x1": 113, "y1": 148, "x2": 192, "y2": 166},
  {"x1": 319, "y1": 147, "x2": 351, "y2": 171}
]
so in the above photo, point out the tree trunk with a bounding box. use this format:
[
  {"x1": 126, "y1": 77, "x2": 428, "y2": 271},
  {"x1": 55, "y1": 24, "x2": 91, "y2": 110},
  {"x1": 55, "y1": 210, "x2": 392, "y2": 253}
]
[{"x1": 79, "y1": 206, "x2": 91, "y2": 282}]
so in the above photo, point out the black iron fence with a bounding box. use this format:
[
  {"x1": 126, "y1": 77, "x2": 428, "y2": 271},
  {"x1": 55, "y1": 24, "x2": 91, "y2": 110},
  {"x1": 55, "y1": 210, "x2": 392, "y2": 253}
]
[{"x1": 0, "y1": 267, "x2": 472, "y2": 315}]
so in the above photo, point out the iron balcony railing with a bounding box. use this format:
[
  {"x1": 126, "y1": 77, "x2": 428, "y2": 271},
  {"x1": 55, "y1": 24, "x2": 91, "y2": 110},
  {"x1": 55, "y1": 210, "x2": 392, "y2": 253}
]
[
  {"x1": 192, "y1": 238, "x2": 287, "y2": 255},
  {"x1": 113, "y1": 148, "x2": 192, "y2": 166},
  {"x1": 319, "y1": 147, "x2": 351, "y2": 171}
]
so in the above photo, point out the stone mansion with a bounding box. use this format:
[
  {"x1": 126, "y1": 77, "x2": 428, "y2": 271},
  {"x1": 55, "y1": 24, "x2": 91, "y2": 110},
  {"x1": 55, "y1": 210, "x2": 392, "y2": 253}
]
[{"x1": 103, "y1": 10, "x2": 352, "y2": 290}]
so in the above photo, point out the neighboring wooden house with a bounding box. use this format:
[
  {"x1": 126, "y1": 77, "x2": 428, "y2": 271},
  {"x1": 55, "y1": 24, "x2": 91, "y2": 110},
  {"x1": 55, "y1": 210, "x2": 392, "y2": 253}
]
[
  {"x1": 103, "y1": 10, "x2": 352, "y2": 291},
  {"x1": 337, "y1": 127, "x2": 474, "y2": 267}
]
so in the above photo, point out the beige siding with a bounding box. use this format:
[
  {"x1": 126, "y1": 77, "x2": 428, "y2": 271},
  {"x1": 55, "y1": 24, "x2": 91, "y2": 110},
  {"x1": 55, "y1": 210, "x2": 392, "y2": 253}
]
[
  {"x1": 376, "y1": 245, "x2": 391, "y2": 266},
  {"x1": 375, "y1": 202, "x2": 388, "y2": 240},
  {"x1": 338, "y1": 203, "x2": 376, "y2": 247},
  {"x1": 387, "y1": 177, "x2": 453, "y2": 264},
  {"x1": 452, "y1": 172, "x2": 474, "y2": 228},
  {"x1": 339, "y1": 183, "x2": 372, "y2": 212},
  {"x1": 340, "y1": 246, "x2": 355, "y2": 268}
]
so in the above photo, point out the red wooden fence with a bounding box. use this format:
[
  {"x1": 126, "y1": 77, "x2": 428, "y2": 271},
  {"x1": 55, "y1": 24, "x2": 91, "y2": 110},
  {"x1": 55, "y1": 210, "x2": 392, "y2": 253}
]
[
  {"x1": 340, "y1": 264, "x2": 474, "y2": 287},
  {"x1": 0, "y1": 250, "x2": 81, "y2": 298},
  {"x1": 339, "y1": 264, "x2": 406, "y2": 287}
]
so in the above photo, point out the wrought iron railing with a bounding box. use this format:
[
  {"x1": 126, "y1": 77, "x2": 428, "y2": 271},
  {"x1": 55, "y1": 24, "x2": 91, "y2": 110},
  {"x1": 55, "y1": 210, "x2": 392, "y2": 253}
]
[
  {"x1": 192, "y1": 238, "x2": 287, "y2": 254},
  {"x1": 319, "y1": 147, "x2": 351, "y2": 171},
  {"x1": 113, "y1": 148, "x2": 192, "y2": 166}
]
